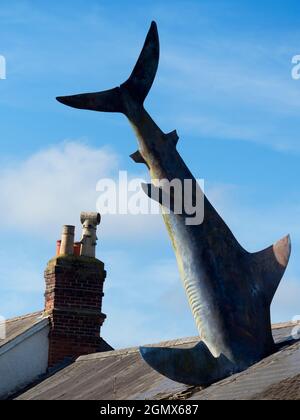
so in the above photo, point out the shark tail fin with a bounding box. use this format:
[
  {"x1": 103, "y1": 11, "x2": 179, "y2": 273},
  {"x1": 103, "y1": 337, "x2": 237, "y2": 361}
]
[
  {"x1": 56, "y1": 22, "x2": 159, "y2": 113},
  {"x1": 121, "y1": 21, "x2": 159, "y2": 105}
]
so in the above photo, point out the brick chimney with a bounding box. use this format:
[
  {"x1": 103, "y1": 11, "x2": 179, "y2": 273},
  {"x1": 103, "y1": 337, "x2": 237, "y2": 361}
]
[{"x1": 45, "y1": 213, "x2": 112, "y2": 368}]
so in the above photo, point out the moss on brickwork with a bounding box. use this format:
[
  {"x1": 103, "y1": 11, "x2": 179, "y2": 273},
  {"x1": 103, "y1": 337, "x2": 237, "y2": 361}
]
[{"x1": 47, "y1": 255, "x2": 104, "y2": 270}]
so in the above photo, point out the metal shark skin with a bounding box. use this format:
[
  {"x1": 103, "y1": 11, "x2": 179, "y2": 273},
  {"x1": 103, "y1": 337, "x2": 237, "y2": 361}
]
[{"x1": 56, "y1": 22, "x2": 291, "y2": 386}]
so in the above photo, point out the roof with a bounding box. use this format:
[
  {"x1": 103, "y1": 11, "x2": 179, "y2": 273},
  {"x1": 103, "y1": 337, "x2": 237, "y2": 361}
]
[
  {"x1": 252, "y1": 374, "x2": 300, "y2": 400},
  {"x1": 0, "y1": 312, "x2": 48, "y2": 349},
  {"x1": 189, "y1": 335, "x2": 300, "y2": 400},
  {"x1": 16, "y1": 321, "x2": 300, "y2": 400}
]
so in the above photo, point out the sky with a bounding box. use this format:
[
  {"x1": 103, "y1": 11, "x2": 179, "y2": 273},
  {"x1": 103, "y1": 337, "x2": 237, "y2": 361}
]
[{"x1": 0, "y1": 0, "x2": 300, "y2": 349}]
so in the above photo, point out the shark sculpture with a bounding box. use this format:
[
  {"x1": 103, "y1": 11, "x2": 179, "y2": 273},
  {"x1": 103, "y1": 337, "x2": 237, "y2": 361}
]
[{"x1": 56, "y1": 22, "x2": 291, "y2": 386}]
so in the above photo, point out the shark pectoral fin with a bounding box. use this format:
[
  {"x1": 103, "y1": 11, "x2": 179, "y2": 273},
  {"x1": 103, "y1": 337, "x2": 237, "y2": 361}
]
[
  {"x1": 140, "y1": 342, "x2": 235, "y2": 386},
  {"x1": 252, "y1": 234, "x2": 291, "y2": 304},
  {"x1": 56, "y1": 87, "x2": 124, "y2": 113},
  {"x1": 130, "y1": 151, "x2": 149, "y2": 167}
]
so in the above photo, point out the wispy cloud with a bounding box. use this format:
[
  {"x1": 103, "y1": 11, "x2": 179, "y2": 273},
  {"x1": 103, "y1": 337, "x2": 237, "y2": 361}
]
[
  {"x1": 0, "y1": 141, "x2": 116, "y2": 235},
  {"x1": 155, "y1": 33, "x2": 300, "y2": 152},
  {"x1": 0, "y1": 141, "x2": 164, "y2": 241}
]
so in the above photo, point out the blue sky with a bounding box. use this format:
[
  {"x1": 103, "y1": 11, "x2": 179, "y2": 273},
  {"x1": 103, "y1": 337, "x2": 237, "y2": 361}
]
[{"x1": 0, "y1": 0, "x2": 300, "y2": 348}]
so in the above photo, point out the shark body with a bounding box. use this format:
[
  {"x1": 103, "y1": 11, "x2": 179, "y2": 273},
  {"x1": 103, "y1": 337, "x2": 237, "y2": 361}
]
[{"x1": 57, "y1": 22, "x2": 291, "y2": 386}]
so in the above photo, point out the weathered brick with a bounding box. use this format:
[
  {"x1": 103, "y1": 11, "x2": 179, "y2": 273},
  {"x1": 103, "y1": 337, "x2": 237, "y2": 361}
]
[{"x1": 45, "y1": 256, "x2": 111, "y2": 368}]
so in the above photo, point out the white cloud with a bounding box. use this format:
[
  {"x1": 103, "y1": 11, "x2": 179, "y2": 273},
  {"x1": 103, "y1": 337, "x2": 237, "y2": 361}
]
[
  {"x1": 0, "y1": 141, "x2": 164, "y2": 241},
  {"x1": 0, "y1": 141, "x2": 117, "y2": 234},
  {"x1": 161, "y1": 40, "x2": 300, "y2": 114},
  {"x1": 157, "y1": 39, "x2": 300, "y2": 152}
]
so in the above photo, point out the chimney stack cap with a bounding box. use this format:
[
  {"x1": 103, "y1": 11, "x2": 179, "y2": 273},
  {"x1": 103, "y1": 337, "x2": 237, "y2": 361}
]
[
  {"x1": 80, "y1": 212, "x2": 101, "y2": 226},
  {"x1": 62, "y1": 225, "x2": 75, "y2": 234}
]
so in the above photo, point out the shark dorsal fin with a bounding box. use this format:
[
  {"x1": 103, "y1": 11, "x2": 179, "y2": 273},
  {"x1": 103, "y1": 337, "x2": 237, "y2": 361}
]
[{"x1": 165, "y1": 130, "x2": 179, "y2": 146}]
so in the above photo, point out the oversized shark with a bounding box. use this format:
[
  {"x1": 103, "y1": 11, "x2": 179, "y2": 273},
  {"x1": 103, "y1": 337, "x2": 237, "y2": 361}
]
[{"x1": 56, "y1": 22, "x2": 291, "y2": 386}]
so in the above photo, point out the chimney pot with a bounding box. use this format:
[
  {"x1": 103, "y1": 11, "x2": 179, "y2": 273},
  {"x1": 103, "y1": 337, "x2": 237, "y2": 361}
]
[
  {"x1": 80, "y1": 212, "x2": 101, "y2": 258},
  {"x1": 59, "y1": 225, "x2": 75, "y2": 256}
]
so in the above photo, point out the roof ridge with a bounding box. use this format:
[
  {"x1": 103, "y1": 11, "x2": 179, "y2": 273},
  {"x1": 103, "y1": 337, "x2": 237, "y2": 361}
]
[
  {"x1": 77, "y1": 321, "x2": 300, "y2": 362},
  {"x1": 4, "y1": 311, "x2": 45, "y2": 324},
  {"x1": 272, "y1": 320, "x2": 300, "y2": 329},
  {"x1": 77, "y1": 336, "x2": 199, "y2": 362}
]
